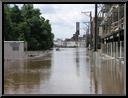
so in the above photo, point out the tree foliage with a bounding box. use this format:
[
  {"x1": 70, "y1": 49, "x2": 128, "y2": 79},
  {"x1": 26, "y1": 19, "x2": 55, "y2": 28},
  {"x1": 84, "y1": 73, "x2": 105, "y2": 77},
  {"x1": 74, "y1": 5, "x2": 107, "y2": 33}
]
[{"x1": 4, "y1": 4, "x2": 54, "y2": 50}]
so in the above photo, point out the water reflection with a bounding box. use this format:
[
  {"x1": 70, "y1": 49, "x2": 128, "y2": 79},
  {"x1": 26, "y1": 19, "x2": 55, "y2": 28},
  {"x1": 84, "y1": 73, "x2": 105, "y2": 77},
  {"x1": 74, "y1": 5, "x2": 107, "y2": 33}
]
[
  {"x1": 90, "y1": 52, "x2": 125, "y2": 94},
  {"x1": 4, "y1": 48, "x2": 125, "y2": 94},
  {"x1": 4, "y1": 52, "x2": 52, "y2": 94},
  {"x1": 75, "y1": 48, "x2": 80, "y2": 76}
]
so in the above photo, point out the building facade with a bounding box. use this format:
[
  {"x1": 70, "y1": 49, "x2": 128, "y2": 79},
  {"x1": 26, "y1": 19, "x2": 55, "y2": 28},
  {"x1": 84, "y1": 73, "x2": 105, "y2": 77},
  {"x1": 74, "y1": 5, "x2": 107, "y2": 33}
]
[{"x1": 99, "y1": 4, "x2": 124, "y2": 60}]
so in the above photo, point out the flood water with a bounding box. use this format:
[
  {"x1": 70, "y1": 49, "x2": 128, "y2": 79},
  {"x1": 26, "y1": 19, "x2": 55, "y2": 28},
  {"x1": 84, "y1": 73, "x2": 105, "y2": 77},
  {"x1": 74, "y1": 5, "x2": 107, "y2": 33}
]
[{"x1": 4, "y1": 48, "x2": 125, "y2": 95}]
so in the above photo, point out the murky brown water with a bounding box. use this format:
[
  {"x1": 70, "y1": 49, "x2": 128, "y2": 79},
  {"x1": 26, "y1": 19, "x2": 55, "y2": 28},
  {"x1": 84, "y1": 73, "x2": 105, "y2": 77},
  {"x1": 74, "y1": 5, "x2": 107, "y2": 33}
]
[{"x1": 4, "y1": 48, "x2": 125, "y2": 94}]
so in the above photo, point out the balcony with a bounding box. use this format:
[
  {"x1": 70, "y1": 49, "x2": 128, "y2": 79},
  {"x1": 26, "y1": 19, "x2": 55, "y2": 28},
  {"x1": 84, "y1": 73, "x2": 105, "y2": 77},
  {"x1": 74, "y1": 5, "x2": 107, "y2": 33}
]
[{"x1": 111, "y1": 17, "x2": 124, "y2": 32}]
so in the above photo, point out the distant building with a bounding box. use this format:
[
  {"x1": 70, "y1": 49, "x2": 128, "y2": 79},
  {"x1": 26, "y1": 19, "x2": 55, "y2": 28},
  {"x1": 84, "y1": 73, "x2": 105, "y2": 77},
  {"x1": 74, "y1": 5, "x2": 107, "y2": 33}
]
[
  {"x1": 78, "y1": 36, "x2": 86, "y2": 47},
  {"x1": 54, "y1": 39, "x2": 64, "y2": 47},
  {"x1": 4, "y1": 41, "x2": 25, "y2": 60},
  {"x1": 63, "y1": 35, "x2": 86, "y2": 48},
  {"x1": 63, "y1": 38, "x2": 76, "y2": 47}
]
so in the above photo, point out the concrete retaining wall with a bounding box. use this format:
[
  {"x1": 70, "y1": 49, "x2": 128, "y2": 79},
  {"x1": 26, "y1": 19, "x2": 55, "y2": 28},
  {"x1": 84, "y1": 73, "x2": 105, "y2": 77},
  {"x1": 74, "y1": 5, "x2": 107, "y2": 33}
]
[{"x1": 4, "y1": 41, "x2": 24, "y2": 60}]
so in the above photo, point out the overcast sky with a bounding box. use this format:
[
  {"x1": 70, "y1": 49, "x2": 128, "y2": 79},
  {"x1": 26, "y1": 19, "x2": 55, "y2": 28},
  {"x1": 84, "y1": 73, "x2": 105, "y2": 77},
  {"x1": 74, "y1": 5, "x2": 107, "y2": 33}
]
[{"x1": 16, "y1": 4, "x2": 95, "y2": 40}]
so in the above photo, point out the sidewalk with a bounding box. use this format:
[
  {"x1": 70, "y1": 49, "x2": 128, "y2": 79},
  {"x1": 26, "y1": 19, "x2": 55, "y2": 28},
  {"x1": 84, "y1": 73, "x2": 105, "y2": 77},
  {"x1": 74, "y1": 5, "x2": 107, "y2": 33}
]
[{"x1": 88, "y1": 49, "x2": 124, "y2": 65}]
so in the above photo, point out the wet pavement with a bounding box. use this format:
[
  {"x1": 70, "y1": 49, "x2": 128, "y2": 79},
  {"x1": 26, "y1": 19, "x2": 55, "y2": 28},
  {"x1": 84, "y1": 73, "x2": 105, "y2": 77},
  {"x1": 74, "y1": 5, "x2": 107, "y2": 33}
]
[{"x1": 4, "y1": 48, "x2": 125, "y2": 94}]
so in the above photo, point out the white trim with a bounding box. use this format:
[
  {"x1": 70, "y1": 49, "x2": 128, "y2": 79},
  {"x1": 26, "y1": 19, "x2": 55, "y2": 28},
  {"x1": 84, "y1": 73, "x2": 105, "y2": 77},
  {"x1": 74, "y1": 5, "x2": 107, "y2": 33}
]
[{"x1": 4, "y1": 41, "x2": 24, "y2": 43}]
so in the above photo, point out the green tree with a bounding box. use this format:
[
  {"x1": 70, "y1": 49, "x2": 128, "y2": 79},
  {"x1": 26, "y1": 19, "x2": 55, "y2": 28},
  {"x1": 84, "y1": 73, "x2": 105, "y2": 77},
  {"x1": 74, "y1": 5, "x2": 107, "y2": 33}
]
[
  {"x1": 4, "y1": 4, "x2": 54, "y2": 50},
  {"x1": 4, "y1": 4, "x2": 12, "y2": 40}
]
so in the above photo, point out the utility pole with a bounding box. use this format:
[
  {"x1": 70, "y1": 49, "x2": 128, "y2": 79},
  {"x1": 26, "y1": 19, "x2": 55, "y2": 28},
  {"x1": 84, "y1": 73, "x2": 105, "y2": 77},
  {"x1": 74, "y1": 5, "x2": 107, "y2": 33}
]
[
  {"x1": 82, "y1": 22, "x2": 89, "y2": 48},
  {"x1": 81, "y1": 11, "x2": 92, "y2": 49},
  {"x1": 90, "y1": 11, "x2": 92, "y2": 50},
  {"x1": 94, "y1": 4, "x2": 97, "y2": 51}
]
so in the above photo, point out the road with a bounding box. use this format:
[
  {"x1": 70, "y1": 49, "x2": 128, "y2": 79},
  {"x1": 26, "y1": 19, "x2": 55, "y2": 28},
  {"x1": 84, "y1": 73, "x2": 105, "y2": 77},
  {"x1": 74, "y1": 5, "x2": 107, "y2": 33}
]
[{"x1": 4, "y1": 48, "x2": 125, "y2": 94}]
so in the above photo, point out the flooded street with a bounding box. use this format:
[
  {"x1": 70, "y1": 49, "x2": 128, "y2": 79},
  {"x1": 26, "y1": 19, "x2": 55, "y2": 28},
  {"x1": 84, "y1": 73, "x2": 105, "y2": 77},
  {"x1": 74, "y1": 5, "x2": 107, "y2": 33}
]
[{"x1": 4, "y1": 48, "x2": 125, "y2": 94}]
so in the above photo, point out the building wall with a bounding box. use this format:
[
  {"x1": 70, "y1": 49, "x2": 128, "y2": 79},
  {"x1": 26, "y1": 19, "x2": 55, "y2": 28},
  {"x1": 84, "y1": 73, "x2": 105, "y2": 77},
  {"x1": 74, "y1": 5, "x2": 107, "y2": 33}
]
[
  {"x1": 100, "y1": 4, "x2": 124, "y2": 59},
  {"x1": 54, "y1": 39, "x2": 63, "y2": 47},
  {"x1": 4, "y1": 41, "x2": 24, "y2": 60},
  {"x1": 78, "y1": 40, "x2": 86, "y2": 47},
  {"x1": 66, "y1": 41, "x2": 76, "y2": 47}
]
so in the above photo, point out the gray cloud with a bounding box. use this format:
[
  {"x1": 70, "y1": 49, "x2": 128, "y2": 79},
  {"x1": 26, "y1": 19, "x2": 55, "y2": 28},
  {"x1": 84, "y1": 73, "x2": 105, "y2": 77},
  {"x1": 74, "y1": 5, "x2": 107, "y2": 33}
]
[{"x1": 15, "y1": 4, "x2": 95, "y2": 40}]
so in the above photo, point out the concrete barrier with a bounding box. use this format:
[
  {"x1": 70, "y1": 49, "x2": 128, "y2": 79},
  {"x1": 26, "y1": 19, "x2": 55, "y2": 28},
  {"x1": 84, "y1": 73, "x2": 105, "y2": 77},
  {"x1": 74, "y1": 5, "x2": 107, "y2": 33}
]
[{"x1": 4, "y1": 41, "x2": 24, "y2": 60}]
